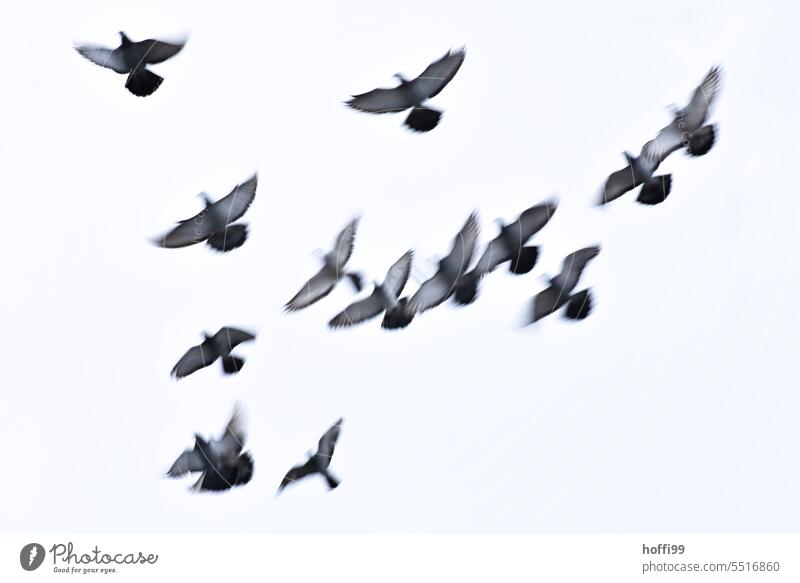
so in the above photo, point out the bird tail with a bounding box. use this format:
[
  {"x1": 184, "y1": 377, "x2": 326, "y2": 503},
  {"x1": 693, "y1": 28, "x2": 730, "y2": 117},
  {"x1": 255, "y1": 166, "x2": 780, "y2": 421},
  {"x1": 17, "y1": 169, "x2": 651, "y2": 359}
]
[
  {"x1": 235, "y1": 452, "x2": 255, "y2": 486},
  {"x1": 206, "y1": 223, "x2": 249, "y2": 253},
  {"x1": 381, "y1": 298, "x2": 414, "y2": 329},
  {"x1": 636, "y1": 175, "x2": 672, "y2": 206},
  {"x1": 346, "y1": 271, "x2": 364, "y2": 292},
  {"x1": 563, "y1": 288, "x2": 594, "y2": 321},
  {"x1": 221, "y1": 355, "x2": 245, "y2": 375},
  {"x1": 404, "y1": 107, "x2": 442, "y2": 132},
  {"x1": 509, "y1": 245, "x2": 539, "y2": 275},
  {"x1": 687, "y1": 124, "x2": 716, "y2": 157},
  {"x1": 322, "y1": 470, "x2": 340, "y2": 490},
  {"x1": 453, "y1": 272, "x2": 479, "y2": 305},
  {"x1": 125, "y1": 67, "x2": 163, "y2": 97}
]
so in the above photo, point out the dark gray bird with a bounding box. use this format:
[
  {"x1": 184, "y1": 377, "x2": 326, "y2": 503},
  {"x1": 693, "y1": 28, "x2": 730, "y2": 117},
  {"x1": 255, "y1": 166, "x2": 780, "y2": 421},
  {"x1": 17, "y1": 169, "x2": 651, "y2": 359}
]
[
  {"x1": 346, "y1": 48, "x2": 466, "y2": 132},
  {"x1": 285, "y1": 219, "x2": 363, "y2": 312},
  {"x1": 528, "y1": 246, "x2": 600, "y2": 324},
  {"x1": 599, "y1": 142, "x2": 673, "y2": 206},
  {"x1": 167, "y1": 406, "x2": 253, "y2": 493},
  {"x1": 171, "y1": 327, "x2": 256, "y2": 380},
  {"x1": 329, "y1": 250, "x2": 413, "y2": 329},
  {"x1": 643, "y1": 66, "x2": 722, "y2": 161},
  {"x1": 75, "y1": 31, "x2": 186, "y2": 97},
  {"x1": 383, "y1": 212, "x2": 479, "y2": 329},
  {"x1": 277, "y1": 418, "x2": 343, "y2": 495},
  {"x1": 154, "y1": 175, "x2": 258, "y2": 252},
  {"x1": 454, "y1": 199, "x2": 557, "y2": 305}
]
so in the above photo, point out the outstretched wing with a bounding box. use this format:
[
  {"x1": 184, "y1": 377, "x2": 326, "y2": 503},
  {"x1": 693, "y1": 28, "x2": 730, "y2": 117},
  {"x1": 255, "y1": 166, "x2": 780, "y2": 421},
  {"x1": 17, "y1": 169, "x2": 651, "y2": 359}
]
[
  {"x1": 556, "y1": 246, "x2": 601, "y2": 293},
  {"x1": 153, "y1": 211, "x2": 216, "y2": 248},
  {"x1": 285, "y1": 267, "x2": 337, "y2": 312},
  {"x1": 529, "y1": 284, "x2": 571, "y2": 324},
  {"x1": 408, "y1": 270, "x2": 454, "y2": 313},
  {"x1": 277, "y1": 459, "x2": 318, "y2": 494},
  {"x1": 382, "y1": 250, "x2": 414, "y2": 296},
  {"x1": 599, "y1": 161, "x2": 640, "y2": 205},
  {"x1": 328, "y1": 218, "x2": 359, "y2": 269},
  {"x1": 75, "y1": 45, "x2": 128, "y2": 73},
  {"x1": 139, "y1": 38, "x2": 186, "y2": 65},
  {"x1": 346, "y1": 85, "x2": 416, "y2": 114},
  {"x1": 213, "y1": 327, "x2": 256, "y2": 352},
  {"x1": 440, "y1": 211, "x2": 480, "y2": 278},
  {"x1": 210, "y1": 174, "x2": 258, "y2": 226},
  {"x1": 316, "y1": 418, "x2": 343, "y2": 467},
  {"x1": 167, "y1": 448, "x2": 206, "y2": 477},
  {"x1": 513, "y1": 199, "x2": 558, "y2": 244},
  {"x1": 171, "y1": 343, "x2": 216, "y2": 379},
  {"x1": 410, "y1": 48, "x2": 466, "y2": 99},
  {"x1": 216, "y1": 405, "x2": 247, "y2": 460},
  {"x1": 328, "y1": 293, "x2": 385, "y2": 328}
]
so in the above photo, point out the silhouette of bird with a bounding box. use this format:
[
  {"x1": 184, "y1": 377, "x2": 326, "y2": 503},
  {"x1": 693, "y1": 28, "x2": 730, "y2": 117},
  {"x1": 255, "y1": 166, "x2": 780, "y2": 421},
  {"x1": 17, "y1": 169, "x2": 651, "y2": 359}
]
[
  {"x1": 277, "y1": 418, "x2": 343, "y2": 495},
  {"x1": 600, "y1": 142, "x2": 673, "y2": 206},
  {"x1": 167, "y1": 405, "x2": 253, "y2": 493},
  {"x1": 383, "y1": 212, "x2": 479, "y2": 329},
  {"x1": 75, "y1": 31, "x2": 186, "y2": 97},
  {"x1": 154, "y1": 175, "x2": 258, "y2": 252},
  {"x1": 329, "y1": 250, "x2": 413, "y2": 329},
  {"x1": 346, "y1": 48, "x2": 466, "y2": 132},
  {"x1": 454, "y1": 199, "x2": 557, "y2": 305},
  {"x1": 528, "y1": 246, "x2": 600, "y2": 324},
  {"x1": 285, "y1": 219, "x2": 363, "y2": 311},
  {"x1": 171, "y1": 327, "x2": 255, "y2": 380},
  {"x1": 643, "y1": 66, "x2": 722, "y2": 160}
]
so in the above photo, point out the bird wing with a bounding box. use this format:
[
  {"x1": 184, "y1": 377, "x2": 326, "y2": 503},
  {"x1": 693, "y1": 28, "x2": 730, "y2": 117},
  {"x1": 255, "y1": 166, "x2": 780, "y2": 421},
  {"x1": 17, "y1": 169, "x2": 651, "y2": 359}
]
[
  {"x1": 277, "y1": 459, "x2": 318, "y2": 493},
  {"x1": 153, "y1": 211, "x2": 217, "y2": 248},
  {"x1": 410, "y1": 48, "x2": 466, "y2": 99},
  {"x1": 529, "y1": 284, "x2": 571, "y2": 324},
  {"x1": 557, "y1": 246, "x2": 601, "y2": 292},
  {"x1": 170, "y1": 343, "x2": 216, "y2": 379},
  {"x1": 139, "y1": 39, "x2": 186, "y2": 65},
  {"x1": 329, "y1": 218, "x2": 359, "y2": 269},
  {"x1": 328, "y1": 292, "x2": 385, "y2": 328},
  {"x1": 75, "y1": 45, "x2": 128, "y2": 73},
  {"x1": 346, "y1": 85, "x2": 416, "y2": 114},
  {"x1": 213, "y1": 327, "x2": 256, "y2": 352},
  {"x1": 285, "y1": 266, "x2": 337, "y2": 311},
  {"x1": 599, "y1": 161, "x2": 640, "y2": 205},
  {"x1": 382, "y1": 250, "x2": 414, "y2": 297},
  {"x1": 216, "y1": 406, "x2": 247, "y2": 460},
  {"x1": 210, "y1": 174, "x2": 258, "y2": 226},
  {"x1": 408, "y1": 270, "x2": 455, "y2": 313},
  {"x1": 513, "y1": 199, "x2": 558, "y2": 243},
  {"x1": 683, "y1": 66, "x2": 722, "y2": 130},
  {"x1": 167, "y1": 449, "x2": 206, "y2": 477},
  {"x1": 316, "y1": 418, "x2": 343, "y2": 466},
  {"x1": 439, "y1": 211, "x2": 480, "y2": 278}
]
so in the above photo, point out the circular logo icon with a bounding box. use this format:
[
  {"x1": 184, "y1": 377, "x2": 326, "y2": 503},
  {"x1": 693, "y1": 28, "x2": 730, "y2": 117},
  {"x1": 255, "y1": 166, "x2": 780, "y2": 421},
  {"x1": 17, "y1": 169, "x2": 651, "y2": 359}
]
[{"x1": 20, "y1": 543, "x2": 46, "y2": 571}]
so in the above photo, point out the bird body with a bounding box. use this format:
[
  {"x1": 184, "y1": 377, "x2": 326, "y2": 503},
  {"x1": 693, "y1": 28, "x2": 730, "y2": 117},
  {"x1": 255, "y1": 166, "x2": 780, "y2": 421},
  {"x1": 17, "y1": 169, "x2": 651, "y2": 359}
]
[
  {"x1": 167, "y1": 407, "x2": 253, "y2": 493},
  {"x1": 171, "y1": 327, "x2": 255, "y2": 380},
  {"x1": 347, "y1": 48, "x2": 466, "y2": 132},
  {"x1": 277, "y1": 419, "x2": 344, "y2": 495},
  {"x1": 75, "y1": 31, "x2": 185, "y2": 96},
  {"x1": 529, "y1": 246, "x2": 600, "y2": 324}
]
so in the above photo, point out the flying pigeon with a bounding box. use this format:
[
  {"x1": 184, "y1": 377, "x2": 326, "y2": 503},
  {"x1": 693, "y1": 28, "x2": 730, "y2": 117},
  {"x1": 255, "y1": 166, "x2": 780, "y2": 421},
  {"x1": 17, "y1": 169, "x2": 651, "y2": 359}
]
[
  {"x1": 454, "y1": 199, "x2": 558, "y2": 305},
  {"x1": 346, "y1": 48, "x2": 466, "y2": 132},
  {"x1": 528, "y1": 246, "x2": 600, "y2": 324},
  {"x1": 285, "y1": 219, "x2": 364, "y2": 312},
  {"x1": 167, "y1": 405, "x2": 253, "y2": 493},
  {"x1": 643, "y1": 66, "x2": 722, "y2": 161},
  {"x1": 277, "y1": 418, "x2": 343, "y2": 495},
  {"x1": 599, "y1": 142, "x2": 673, "y2": 206},
  {"x1": 383, "y1": 212, "x2": 479, "y2": 329},
  {"x1": 75, "y1": 31, "x2": 186, "y2": 97},
  {"x1": 154, "y1": 174, "x2": 258, "y2": 252},
  {"x1": 329, "y1": 250, "x2": 413, "y2": 329},
  {"x1": 171, "y1": 327, "x2": 256, "y2": 380}
]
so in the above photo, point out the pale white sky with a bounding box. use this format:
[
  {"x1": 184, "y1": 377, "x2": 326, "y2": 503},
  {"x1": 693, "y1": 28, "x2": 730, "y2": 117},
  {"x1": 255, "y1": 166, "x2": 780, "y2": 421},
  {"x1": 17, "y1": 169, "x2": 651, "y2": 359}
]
[{"x1": 1, "y1": 0, "x2": 798, "y2": 533}]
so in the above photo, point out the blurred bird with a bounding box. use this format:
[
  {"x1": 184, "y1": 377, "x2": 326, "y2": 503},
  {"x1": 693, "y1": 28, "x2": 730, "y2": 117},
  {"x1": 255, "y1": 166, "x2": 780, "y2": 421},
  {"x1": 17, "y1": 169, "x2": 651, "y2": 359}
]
[
  {"x1": 346, "y1": 48, "x2": 466, "y2": 132},
  {"x1": 599, "y1": 143, "x2": 673, "y2": 206},
  {"x1": 171, "y1": 327, "x2": 256, "y2": 380},
  {"x1": 454, "y1": 199, "x2": 557, "y2": 305},
  {"x1": 154, "y1": 175, "x2": 258, "y2": 252},
  {"x1": 285, "y1": 218, "x2": 364, "y2": 311},
  {"x1": 643, "y1": 66, "x2": 722, "y2": 160},
  {"x1": 166, "y1": 405, "x2": 253, "y2": 493},
  {"x1": 383, "y1": 212, "x2": 479, "y2": 329},
  {"x1": 277, "y1": 418, "x2": 344, "y2": 495},
  {"x1": 528, "y1": 246, "x2": 600, "y2": 324},
  {"x1": 75, "y1": 31, "x2": 186, "y2": 97},
  {"x1": 329, "y1": 250, "x2": 413, "y2": 329}
]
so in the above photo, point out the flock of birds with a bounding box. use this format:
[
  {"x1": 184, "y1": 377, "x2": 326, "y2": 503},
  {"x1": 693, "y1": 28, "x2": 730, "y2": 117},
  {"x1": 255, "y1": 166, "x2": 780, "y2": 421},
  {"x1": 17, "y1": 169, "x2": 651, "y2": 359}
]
[{"x1": 75, "y1": 31, "x2": 722, "y2": 496}]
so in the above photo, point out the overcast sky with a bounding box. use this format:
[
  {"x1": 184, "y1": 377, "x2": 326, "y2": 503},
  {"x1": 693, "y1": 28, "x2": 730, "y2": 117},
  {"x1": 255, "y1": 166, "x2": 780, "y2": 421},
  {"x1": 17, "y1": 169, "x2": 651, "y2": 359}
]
[{"x1": 1, "y1": 0, "x2": 798, "y2": 533}]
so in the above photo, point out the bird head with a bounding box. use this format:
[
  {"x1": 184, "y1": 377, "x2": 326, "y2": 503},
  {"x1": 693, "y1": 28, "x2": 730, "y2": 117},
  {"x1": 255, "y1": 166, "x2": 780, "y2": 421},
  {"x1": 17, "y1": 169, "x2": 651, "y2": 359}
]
[
  {"x1": 197, "y1": 192, "x2": 214, "y2": 208},
  {"x1": 118, "y1": 31, "x2": 131, "y2": 45},
  {"x1": 393, "y1": 73, "x2": 409, "y2": 84},
  {"x1": 202, "y1": 331, "x2": 213, "y2": 342}
]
